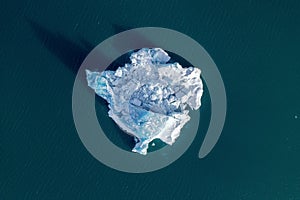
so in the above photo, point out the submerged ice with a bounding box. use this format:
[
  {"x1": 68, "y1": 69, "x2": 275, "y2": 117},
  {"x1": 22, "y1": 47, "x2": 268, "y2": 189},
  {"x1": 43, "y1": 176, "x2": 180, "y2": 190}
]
[{"x1": 86, "y1": 48, "x2": 203, "y2": 155}]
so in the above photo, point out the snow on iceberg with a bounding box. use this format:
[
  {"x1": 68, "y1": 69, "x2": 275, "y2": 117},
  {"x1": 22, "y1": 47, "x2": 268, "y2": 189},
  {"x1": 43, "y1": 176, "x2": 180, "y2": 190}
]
[{"x1": 86, "y1": 48, "x2": 203, "y2": 155}]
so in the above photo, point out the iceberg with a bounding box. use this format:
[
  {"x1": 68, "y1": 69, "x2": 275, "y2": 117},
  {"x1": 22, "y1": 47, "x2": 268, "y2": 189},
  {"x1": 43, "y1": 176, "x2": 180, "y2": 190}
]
[{"x1": 86, "y1": 48, "x2": 203, "y2": 155}]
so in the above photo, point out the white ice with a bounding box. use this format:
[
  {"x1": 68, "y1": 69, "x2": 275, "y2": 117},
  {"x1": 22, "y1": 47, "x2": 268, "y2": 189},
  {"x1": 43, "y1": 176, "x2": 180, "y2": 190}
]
[{"x1": 86, "y1": 48, "x2": 203, "y2": 155}]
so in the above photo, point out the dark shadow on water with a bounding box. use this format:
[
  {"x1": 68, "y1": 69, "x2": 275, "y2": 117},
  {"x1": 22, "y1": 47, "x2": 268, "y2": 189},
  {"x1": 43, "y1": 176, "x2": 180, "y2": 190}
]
[
  {"x1": 27, "y1": 19, "x2": 137, "y2": 151},
  {"x1": 27, "y1": 18, "x2": 93, "y2": 74},
  {"x1": 27, "y1": 19, "x2": 134, "y2": 74}
]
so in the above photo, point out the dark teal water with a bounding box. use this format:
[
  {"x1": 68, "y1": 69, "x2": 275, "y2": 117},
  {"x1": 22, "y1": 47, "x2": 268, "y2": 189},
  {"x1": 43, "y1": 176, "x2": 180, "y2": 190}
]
[{"x1": 1, "y1": 0, "x2": 300, "y2": 199}]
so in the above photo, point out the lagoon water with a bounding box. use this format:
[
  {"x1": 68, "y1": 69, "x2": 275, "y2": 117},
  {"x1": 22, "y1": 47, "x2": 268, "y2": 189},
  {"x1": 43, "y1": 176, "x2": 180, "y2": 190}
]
[{"x1": 1, "y1": 0, "x2": 300, "y2": 199}]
